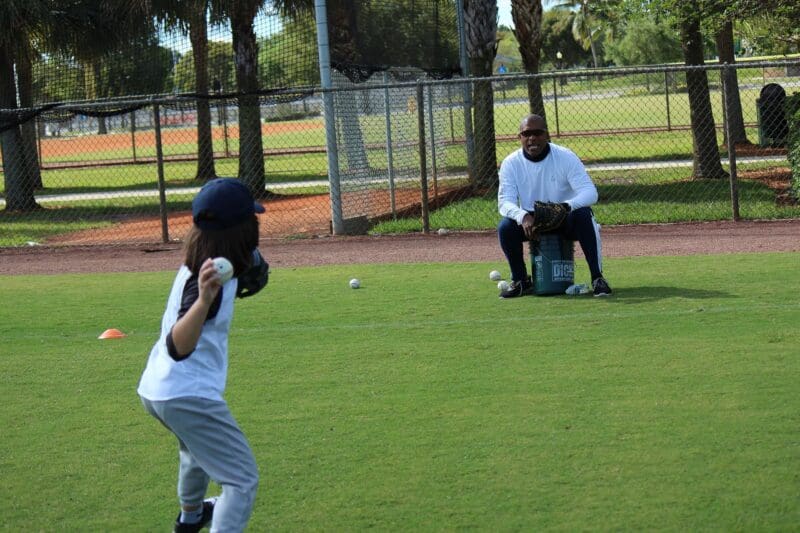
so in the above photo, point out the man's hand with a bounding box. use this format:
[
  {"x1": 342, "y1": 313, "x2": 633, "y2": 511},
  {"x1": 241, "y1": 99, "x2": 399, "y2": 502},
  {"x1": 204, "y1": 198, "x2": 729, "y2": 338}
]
[{"x1": 521, "y1": 213, "x2": 537, "y2": 240}]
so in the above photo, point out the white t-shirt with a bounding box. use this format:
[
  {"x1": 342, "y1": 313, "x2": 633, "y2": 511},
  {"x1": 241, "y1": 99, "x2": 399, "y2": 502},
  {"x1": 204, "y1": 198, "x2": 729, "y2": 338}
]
[
  {"x1": 498, "y1": 142, "x2": 598, "y2": 225},
  {"x1": 138, "y1": 265, "x2": 238, "y2": 402}
]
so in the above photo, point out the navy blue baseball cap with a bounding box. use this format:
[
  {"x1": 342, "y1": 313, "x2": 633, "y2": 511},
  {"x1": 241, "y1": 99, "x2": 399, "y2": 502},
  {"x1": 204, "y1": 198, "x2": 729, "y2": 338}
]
[{"x1": 192, "y1": 178, "x2": 265, "y2": 231}]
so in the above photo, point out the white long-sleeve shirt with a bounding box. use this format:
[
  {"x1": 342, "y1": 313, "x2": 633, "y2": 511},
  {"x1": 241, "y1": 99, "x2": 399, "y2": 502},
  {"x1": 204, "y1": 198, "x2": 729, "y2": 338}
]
[{"x1": 498, "y1": 143, "x2": 598, "y2": 225}]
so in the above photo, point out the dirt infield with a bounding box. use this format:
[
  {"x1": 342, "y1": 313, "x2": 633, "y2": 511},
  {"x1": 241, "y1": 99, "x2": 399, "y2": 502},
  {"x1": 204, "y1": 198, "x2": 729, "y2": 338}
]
[
  {"x1": 2, "y1": 219, "x2": 798, "y2": 276},
  {"x1": 45, "y1": 185, "x2": 467, "y2": 245}
]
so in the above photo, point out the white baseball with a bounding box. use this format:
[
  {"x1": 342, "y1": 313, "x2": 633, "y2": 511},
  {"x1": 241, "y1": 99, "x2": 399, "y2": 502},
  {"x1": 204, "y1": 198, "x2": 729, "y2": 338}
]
[
  {"x1": 349, "y1": 278, "x2": 361, "y2": 289},
  {"x1": 497, "y1": 280, "x2": 510, "y2": 291},
  {"x1": 213, "y1": 257, "x2": 234, "y2": 284},
  {"x1": 489, "y1": 270, "x2": 502, "y2": 281}
]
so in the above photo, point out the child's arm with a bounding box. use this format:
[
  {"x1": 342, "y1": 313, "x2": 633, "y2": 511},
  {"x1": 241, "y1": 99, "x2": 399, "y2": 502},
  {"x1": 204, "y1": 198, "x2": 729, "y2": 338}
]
[{"x1": 170, "y1": 258, "x2": 222, "y2": 357}]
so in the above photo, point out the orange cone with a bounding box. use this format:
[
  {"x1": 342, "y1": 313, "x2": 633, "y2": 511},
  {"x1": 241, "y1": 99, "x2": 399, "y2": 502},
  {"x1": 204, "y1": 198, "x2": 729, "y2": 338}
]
[{"x1": 98, "y1": 328, "x2": 127, "y2": 339}]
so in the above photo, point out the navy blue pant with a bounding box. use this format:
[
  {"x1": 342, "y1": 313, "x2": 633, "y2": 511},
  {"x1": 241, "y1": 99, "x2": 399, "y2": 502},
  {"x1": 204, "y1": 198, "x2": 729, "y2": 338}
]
[{"x1": 497, "y1": 206, "x2": 603, "y2": 283}]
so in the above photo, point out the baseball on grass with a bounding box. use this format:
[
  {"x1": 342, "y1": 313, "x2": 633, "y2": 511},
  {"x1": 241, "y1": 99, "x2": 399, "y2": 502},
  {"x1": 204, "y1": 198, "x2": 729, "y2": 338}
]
[
  {"x1": 489, "y1": 270, "x2": 502, "y2": 281},
  {"x1": 349, "y1": 278, "x2": 361, "y2": 289},
  {"x1": 497, "y1": 280, "x2": 510, "y2": 291},
  {"x1": 213, "y1": 257, "x2": 234, "y2": 284}
]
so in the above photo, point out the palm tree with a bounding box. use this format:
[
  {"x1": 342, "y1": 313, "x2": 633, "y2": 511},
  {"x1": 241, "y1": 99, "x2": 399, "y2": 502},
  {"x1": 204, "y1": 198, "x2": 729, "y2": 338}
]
[
  {"x1": 188, "y1": 6, "x2": 219, "y2": 181},
  {"x1": 0, "y1": 0, "x2": 52, "y2": 211},
  {"x1": 58, "y1": 2, "x2": 154, "y2": 137},
  {"x1": 511, "y1": 0, "x2": 547, "y2": 118},
  {"x1": 84, "y1": 58, "x2": 107, "y2": 134},
  {"x1": 153, "y1": 0, "x2": 219, "y2": 181},
  {"x1": 464, "y1": 0, "x2": 499, "y2": 188},
  {"x1": 549, "y1": 0, "x2": 600, "y2": 68},
  {"x1": 211, "y1": 0, "x2": 268, "y2": 199},
  {"x1": 1, "y1": 1, "x2": 153, "y2": 212},
  {"x1": 13, "y1": 39, "x2": 44, "y2": 191},
  {"x1": 715, "y1": 19, "x2": 749, "y2": 147},
  {"x1": 679, "y1": 3, "x2": 728, "y2": 179}
]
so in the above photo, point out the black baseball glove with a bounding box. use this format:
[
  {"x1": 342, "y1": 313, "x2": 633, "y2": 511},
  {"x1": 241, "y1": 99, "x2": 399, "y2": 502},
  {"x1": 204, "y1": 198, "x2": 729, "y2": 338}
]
[
  {"x1": 236, "y1": 249, "x2": 269, "y2": 298},
  {"x1": 531, "y1": 201, "x2": 570, "y2": 234}
]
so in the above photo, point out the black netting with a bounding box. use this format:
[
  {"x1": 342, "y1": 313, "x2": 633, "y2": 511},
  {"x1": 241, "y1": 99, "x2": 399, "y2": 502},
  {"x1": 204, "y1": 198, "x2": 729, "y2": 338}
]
[
  {"x1": 1, "y1": 86, "x2": 315, "y2": 136},
  {"x1": 327, "y1": 0, "x2": 461, "y2": 84},
  {"x1": 13, "y1": 3, "x2": 460, "y2": 111},
  {"x1": 0, "y1": 104, "x2": 59, "y2": 134},
  {"x1": 21, "y1": 7, "x2": 318, "y2": 108}
]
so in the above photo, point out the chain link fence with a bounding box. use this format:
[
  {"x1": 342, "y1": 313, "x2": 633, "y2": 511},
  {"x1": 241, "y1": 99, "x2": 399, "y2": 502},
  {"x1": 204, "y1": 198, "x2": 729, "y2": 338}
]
[{"x1": 1, "y1": 61, "x2": 798, "y2": 247}]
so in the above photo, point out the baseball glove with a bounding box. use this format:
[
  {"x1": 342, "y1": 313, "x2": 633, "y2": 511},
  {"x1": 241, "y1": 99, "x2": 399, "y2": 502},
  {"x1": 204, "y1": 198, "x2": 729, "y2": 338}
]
[
  {"x1": 236, "y1": 249, "x2": 269, "y2": 298},
  {"x1": 531, "y1": 201, "x2": 570, "y2": 234}
]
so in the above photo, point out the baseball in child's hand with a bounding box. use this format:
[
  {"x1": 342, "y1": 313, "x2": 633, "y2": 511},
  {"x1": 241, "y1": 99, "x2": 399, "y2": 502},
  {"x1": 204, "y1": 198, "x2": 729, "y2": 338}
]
[{"x1": 212, "y1": 257, "x2": 234, "y2": 284}]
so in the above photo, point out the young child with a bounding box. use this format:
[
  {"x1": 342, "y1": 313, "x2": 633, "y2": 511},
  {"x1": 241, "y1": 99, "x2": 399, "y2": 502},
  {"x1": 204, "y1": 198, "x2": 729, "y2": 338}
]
[{"x1": 138, "y1": 178, "x2": 268, "y2": 532}]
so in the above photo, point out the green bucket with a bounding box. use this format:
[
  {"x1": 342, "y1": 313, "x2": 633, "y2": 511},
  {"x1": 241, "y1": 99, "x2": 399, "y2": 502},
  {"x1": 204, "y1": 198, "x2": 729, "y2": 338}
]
[{"x1": 531, "y1": 234, "x2": 574, "y2": 295}]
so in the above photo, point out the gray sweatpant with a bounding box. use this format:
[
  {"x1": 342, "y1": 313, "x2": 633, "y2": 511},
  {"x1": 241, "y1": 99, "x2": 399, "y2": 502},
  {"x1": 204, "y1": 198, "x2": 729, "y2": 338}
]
[{"x1": 141, "y1": 396, "x2": 259, "y2": 533}]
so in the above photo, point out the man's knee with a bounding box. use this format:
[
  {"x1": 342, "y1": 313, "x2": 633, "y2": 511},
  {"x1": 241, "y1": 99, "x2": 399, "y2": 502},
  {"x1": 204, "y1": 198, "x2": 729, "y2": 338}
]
[
  {"x1": 570, "y1": 206, "x2": 593, "y2": 225},
  {"x1": 497, "y1": 216, "x2": 518, "y2": 234}
]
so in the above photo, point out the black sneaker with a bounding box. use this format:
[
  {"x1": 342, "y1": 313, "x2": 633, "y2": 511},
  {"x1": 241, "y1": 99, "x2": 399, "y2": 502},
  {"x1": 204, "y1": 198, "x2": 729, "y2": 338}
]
[
  {"x1": 174, "y1": 498, "x2": 217, "y2": 533},
  {"x1": 499, "y1": 276, "x2": 533, "y2": 299},
  {"x1": 592, "y1": 277, "x2": 612, "y2": 297}
]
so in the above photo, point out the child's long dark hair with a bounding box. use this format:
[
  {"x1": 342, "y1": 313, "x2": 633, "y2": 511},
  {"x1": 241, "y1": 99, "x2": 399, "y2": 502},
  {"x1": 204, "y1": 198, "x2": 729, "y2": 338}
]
[{"x1": 183, "y1": 215, "x2": 259, "y2": 276}]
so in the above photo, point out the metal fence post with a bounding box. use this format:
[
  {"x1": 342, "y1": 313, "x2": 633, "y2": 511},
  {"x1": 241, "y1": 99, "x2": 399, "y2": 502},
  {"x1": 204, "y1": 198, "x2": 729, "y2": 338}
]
[
  {"x1": 447, "y1": 83, "x2": 455, "y2": 142},
  {"x1": 721, "y1": 63, "x2": 740, "y2": 221},
  {"x1": 664, "y1": 71, "x2": 672, "y2": 131},
  {"x1": 130, "y1": 110, "x2": 137, "y2": 162},
  {"x1": 552, "y1": 77, "x2": 560, "y2": 136},
  {"x1": 416, "y1": 82, "x2": 430, "y2": 233},
  {"x1": 152, "y1": 102, "x2": 170, "y2": 243},
  {"x1": 427, "y1": 84, "x2": 439, "y2": 200},
  {"x1": 35, "y1": 116, "x2": 43, "y2": 169},
  {"x1": 221, "y1": 101, "x2": 230, "y2": 158},
  {"x1": 315, "y1": 0, "x2": 344, "y2": 235}
]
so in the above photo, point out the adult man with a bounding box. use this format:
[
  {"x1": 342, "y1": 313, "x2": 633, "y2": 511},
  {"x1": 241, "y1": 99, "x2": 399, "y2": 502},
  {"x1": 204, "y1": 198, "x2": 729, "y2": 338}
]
[{"x1": 497, "y1": 114, "x2": 612, "y2": 298}]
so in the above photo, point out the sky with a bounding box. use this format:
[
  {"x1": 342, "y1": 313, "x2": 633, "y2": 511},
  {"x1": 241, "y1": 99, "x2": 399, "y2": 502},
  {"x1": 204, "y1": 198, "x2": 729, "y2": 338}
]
[{"x1": 498, "y1": 0, "x2": 514, "y2": 28}]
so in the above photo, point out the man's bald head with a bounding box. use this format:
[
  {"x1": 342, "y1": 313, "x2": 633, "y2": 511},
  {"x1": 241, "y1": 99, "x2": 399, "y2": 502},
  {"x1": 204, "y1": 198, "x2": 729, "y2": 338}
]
[{"x1": 520, "y1": 114, "x2": 547, "y2": 131}]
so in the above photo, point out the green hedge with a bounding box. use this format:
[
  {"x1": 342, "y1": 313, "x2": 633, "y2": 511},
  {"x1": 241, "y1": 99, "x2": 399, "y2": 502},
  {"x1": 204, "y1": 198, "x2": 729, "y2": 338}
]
[{"x1": 787, "y1": 93, "x2": 800, "y2": 199}]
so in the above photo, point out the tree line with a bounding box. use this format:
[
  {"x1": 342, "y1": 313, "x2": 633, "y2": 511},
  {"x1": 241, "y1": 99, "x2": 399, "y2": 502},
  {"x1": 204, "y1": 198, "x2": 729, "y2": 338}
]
[
  {"x1": 2, "y1": 0, "x2": 799, "y2": 213},
  {"x1": 465, "y1": 0, "x2": 800, "y2": 187}
]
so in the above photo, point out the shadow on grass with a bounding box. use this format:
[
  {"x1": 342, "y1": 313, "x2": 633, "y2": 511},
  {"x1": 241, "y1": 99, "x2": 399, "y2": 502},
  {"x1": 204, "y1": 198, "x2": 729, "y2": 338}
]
[
  {"x1": 598, "y1": 179, "x2": 734, "y2": 204},
  {"x1": 603, "y1": 285, "x2": 733, "y2": 303},
  {"x1": 0, "y1": 202, "x2": 193, "y2": 221}
]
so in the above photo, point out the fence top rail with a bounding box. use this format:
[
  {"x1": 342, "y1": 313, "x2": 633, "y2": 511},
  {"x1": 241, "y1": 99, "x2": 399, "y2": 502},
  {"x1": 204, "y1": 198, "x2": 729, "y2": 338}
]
[
  {"x1": 292, "y1": 58, "x2": 800, "y2": 94},
  {"x1": 1, "y1": 86, "x2": 318, "y2": 116},
  {"x1": 432, "y1": 58, "x2": 800, "y2": 87}
]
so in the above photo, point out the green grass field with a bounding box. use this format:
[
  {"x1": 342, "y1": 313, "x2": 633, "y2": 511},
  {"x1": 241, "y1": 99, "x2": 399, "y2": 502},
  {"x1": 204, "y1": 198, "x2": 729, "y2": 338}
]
[{"x1": 1, "y1": 252, "x2": 798, "y2": 531}]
